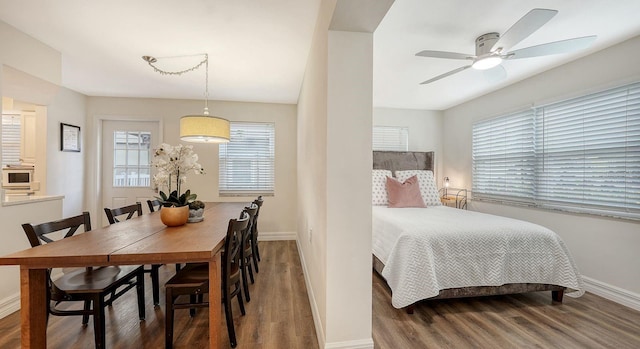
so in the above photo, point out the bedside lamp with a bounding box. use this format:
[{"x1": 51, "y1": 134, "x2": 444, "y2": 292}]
[{"x1": 444, "y1": 177, "x2": 449, "y2": 197}]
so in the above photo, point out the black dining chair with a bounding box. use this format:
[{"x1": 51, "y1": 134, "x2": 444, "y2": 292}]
[
  {"x1": 240, "y1": 204, "x2": 258, "y2": 302},
  {"x1": 164, "y1": 210, "x2": 250, "y2": 348},
  {"x1": 22, "y1": 212, "x2": 145, "y2": 349},
  {"x1": 147, "y1": 199, "x2": 162, "y2": 213},
  {"x1": 104, "y1": 202, "x2": 161, "y2": 306},
  {"x1": 250, "y1": 196, "x2": 264, "y2": 269}
]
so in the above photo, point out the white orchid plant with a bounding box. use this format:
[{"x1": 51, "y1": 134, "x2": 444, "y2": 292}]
[{"x1": 152, "y1": 143, "x2": 205, "y2": 207}]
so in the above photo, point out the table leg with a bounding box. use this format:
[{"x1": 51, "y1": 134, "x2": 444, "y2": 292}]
[
  {"x1": 209, "y1": 253, "x2": 222, "y2": 348},
  {"x1": 20, "y1": 267, "x2": 47, "y2": 348}
]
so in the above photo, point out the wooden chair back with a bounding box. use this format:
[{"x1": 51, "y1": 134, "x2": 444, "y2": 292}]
[
  {"x1": 22, "y1": 212, "x2": 91, "y2": 248},
  {"x1": 223, "y1": 211, "x2": 250, "y2": 281},
  {"x1": 104, "y1": 202, "x2": 143, "y2": 224},
  {"x1": 147, "y1": 199, "x2": 162, "y2": 213}
]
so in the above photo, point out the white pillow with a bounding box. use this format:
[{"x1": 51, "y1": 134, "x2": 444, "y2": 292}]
[
  {"x1": 395, "y1": 170, "x2": 442, "y2": 206},
  {"x1": 372, "y1": 169, "x2": 393, "y2": 205}
]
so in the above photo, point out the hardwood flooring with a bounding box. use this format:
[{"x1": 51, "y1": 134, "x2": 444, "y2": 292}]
[
  {"x1": 0, "y1": 241, "x2": 318, "y2": 349},
  {"x1": 372, "y1": 271, "x2": 640, "y2": 349},
  {"x1": 1, "y1": 240, "x2": 639, "y2": 348}
]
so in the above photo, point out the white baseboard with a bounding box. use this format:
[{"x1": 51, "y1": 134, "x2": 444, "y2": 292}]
[
  {"x1": 325, "y1": 339, "x2": 374, "y2": 349},
  {"x1": 583, "y1": 276, "x2": 640, "y2": 311},
  {"x1": 259, "y1": 231, "x2": 296, "y2": 241},
  {"x1": 0, "y1": 293, "x2": 20, "y2": 319},
  {"x1": 296, "y1": 240, "x2": 326, "y2": 349}
]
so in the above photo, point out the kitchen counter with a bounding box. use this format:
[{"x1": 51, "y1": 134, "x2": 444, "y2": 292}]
[{"x1": 2, "y1": 194, "x2": 65, "y2": 206}]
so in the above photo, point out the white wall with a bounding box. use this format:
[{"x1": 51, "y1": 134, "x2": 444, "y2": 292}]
[
  {"x1": 373, "y1": 107, "x2": 443, "y2": 177},
  {"x1": 443, "y1": 35, "x2": 640, "y2": 303},
  {"x1": 86, "y1": 97, "x2": 297, "y2": 235},
  {"x1": 46, "y1": 87, "x2": 87, "y2": 217}
]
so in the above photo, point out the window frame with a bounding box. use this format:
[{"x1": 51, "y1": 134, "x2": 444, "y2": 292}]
[{"x1": 372, "y1": 125, "x2": 409, "y2": 151}]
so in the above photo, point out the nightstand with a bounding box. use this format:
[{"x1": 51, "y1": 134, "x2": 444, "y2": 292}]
[{"x1": 439, "y1": 188, "x2": 467, "y2": 209}]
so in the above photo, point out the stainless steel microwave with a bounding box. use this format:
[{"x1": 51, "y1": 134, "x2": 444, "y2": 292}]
[{"x1": 2, "y1": 166, "x2": 34, "y2": 189}]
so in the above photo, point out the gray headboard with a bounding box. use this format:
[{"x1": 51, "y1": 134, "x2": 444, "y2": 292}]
[{"x1": 373, "y1": 151, "x2": 434, "y2": 175}]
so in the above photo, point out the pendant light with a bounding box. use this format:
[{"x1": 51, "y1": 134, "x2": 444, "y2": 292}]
[{"x1": 143, "y1": 54, "x2": 230, "y2": 143}]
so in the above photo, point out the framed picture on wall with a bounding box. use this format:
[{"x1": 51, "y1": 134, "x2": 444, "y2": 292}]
[{"x1": 60, "y1": 123, "x2": 81, "y2": 152}]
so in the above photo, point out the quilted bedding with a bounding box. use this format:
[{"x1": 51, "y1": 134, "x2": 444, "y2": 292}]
[{"x1": 372, "y1": 206, "x2": 584, "y2": 308}]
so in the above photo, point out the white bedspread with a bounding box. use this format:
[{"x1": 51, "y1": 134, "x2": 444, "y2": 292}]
[{"x1": 372, "y1": 206, "x2": 584, "y2": 308}]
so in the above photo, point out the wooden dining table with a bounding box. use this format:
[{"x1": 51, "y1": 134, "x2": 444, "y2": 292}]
[{"x1": 0, "y1": 201, "x2": 248, "y2": 348}]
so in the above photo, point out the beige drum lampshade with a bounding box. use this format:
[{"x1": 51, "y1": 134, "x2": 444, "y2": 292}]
[{"x1": 180, "y1": 115, "x2": 230, "y2": 143}]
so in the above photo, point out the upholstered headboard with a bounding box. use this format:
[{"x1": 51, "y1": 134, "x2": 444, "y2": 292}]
[{"x1": 373, "y1": 151, "x2": 434, "y2": 175}]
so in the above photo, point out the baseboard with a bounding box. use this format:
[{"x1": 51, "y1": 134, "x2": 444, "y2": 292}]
[
  {"x1": 0, "y1": 293, "x2": 20, "y2": 319},
  {"x1": 583, "y1": 276, "x2": 640, "y2": 311},
  {"x1": 296, "y1": 240, "x2": 326, "y2": 349},
  {"x1": 259, "y1": 231, "x2": 296, "y2": 241},
  {"x1": 325, "y1": 339, "x2": 374, "y2": 349}
]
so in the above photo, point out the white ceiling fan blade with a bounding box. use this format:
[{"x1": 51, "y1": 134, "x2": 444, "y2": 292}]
[
  {"x1": 506, "y1": 36, "x2": 597, "y2": 59},
  {"x1": 416, "y1": 50, "x2": 474, "y2": 60},
  {"x1": 491, "y1": 8, "x2": 558, "y2": 52},
  {"x1": 420, "y1": 65, "x2": 472, "y2": 85}
]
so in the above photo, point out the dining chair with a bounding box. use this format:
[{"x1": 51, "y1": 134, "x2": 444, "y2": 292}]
[
  {"x1": 240, "y1": 203, "x2": 258, "y2": 302},
  {"x1": 22, "y1": 212, "x2": 145, "y2": 349},
  {"x1": 104, "y1": 202, "x2": 161, "y2": 306},
  {"x1": 250, "y1": 196, "x2": 264, "y2": 268},
  {"x1": 164, "y1": 211, "x2": 250, "y2": 348},
  {"x1": 147, "y1": 199, "x2": 162, "y2": 213}
]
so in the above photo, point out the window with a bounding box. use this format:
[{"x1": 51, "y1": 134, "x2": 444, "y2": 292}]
[
  {"x1": 472, "y1": 81, "x2": 640, "y2": 219},
  {"x1": 373, "y1": 126, "x2": 409, "y2": 151},
  {"x1": 112, "y1": 131, "x2": 151, "y2": 187},
  {"x1": 219, "y1": 122, "x2": 275, "y2": 196},
  {"x1": 1, "y1": 114, "x2": 21, "y2": 167},
  {"x1": 472, "y1": 109, "x2": 535, "y2": 202}
]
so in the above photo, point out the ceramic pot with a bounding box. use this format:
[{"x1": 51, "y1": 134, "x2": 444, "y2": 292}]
[
  {"x1": 160, "y1": 206, "x2": 189, "y2": 227},
  {"x1": 188, "y1": 208, "x2": 205, "y2": 223}
]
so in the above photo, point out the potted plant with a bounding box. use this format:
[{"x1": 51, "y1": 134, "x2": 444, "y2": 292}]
[
  {"x1": 152, "y1": 143, "x2": 204, "y2": 226},
  {"x1": 188, "y1": 200, "x2": 206, "y2": 223}
]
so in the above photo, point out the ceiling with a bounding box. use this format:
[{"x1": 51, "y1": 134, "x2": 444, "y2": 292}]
[{"x1": 1, "y1": 1, "x2": 640, "y2": 111}]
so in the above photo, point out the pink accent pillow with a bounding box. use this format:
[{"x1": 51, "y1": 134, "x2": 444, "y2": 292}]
[{"x1": 386, "y1": 175, "x2": 427, "y2": 208}]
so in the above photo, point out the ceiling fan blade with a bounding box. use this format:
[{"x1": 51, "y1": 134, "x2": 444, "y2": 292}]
[
  {"x1": 506, "y1": 36, "x2": 597, "y2": 59},
  {"x1": 420, "y1": 65, "x2": 472, "y2": 85},
  {"x1": 491, "y1": 8, "x2": 558, "y2": 52},
  {"x1": 416, "y1": 50, "x2": 474, "y2": 60}
]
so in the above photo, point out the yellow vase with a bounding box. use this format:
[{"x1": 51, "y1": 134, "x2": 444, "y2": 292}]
[{"x1": 160, "y1": 206, "x2": 189, "y2": 227}]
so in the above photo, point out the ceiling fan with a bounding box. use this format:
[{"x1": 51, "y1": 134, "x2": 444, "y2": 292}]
[{"x1": 416, "y1": 8, "x2": 597, "y2": 85}]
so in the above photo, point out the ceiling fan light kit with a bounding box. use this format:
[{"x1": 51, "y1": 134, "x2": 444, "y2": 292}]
[
  {"x1": 416, "y1": 8, "x2": 596, "y2": 85},
  {"x1": 143, "y1": 53, "x2": 230, "y2": 143}
]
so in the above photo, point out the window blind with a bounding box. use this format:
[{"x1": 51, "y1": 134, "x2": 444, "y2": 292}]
[
  {"x1": 471, "y1": 81, "x2": 640, "y2": 219},
  {"x1": 2, "y1": 114, "x2": 22, "y2": 167},
  {"x1": 535, "y1": 82, "x2": 640, "y2": 216},
  {"x1": 219, "y1": 122, "x2": 275, "y2": 196},
  {"x1": 372, "y1": 126, "x2": 409, "y2": 151},
  {"x1": 472, "y1": 109, "x2": 535, "y2": 202}
]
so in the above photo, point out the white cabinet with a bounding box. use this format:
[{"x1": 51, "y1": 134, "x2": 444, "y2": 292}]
[{"x1": 20, "y1": 112, "x2": 36, "y2": 164}]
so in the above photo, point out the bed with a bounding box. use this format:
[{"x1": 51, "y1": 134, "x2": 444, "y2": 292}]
[{"x1": 372, "y1": 151, "x2": 584, "y2": 312}]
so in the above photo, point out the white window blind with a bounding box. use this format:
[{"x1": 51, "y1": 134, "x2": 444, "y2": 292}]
[
  {"x1": 2, "y1": 114, "x2": 22, "y2": 167},
  {"x1": 373, "y1": 126, "x2": 409, "y2": 151},
  {"x1": 219, "y1": 122, "x2": 275, "y2": 196},
  {"x1": 535, "y1": 82, "x2": 640, "y2": 216},
  {"x1": 472, "y1": 81, "x2": 640, "y2": 219},
  {"x1": 472, "y1": 109, "x2": 535, "y2": 202}
]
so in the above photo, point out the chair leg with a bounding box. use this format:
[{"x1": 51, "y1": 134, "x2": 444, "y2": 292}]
[
  {"x1": 254, "y1": 241, "x2": 261, "y2": 262},
  {"x1": 241, "y1": 262, "x2": 251, "y2": 303},
  {"x1": 165, "y1": 289, "x2": 175, "y2": 349},
  {"x1": 93, "y1": 295, "x2": 106, "y2": 349},
  {"x1": 189, "y1": 294, "x2": 197, "y2": 317},
  {"x1": 223, "y1": 291, "x2": 237, "y2": 348},
  {"x1": 136, "y1": 269, "x2": 146, "y2": 320},
  {"x1": 236, "y1": 286, "x2": 246, "y2": 316},
  {"x1": 82, "y1": 300, "x2": 91, "y2": 325},
  {"x1": 248, "y1": 260, "x2": 255, "y2": 284},
  {"x1": 151, "y1": 264, "x2": 160, "y2": 306}
]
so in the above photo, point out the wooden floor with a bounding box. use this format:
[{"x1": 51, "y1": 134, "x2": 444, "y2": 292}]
[
  {"x1": 1, "y1": 241, "x2": 639, "y2": 348},
  {"x1": 372, "y1": 271, "x2": 640, "y2": 349},
  {"x1": 0, "y1": 241, "x2": 318, "y2": 349}
]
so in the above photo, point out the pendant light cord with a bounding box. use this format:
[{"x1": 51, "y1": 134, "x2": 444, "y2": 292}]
[{"x1": 143, "y1": 53, "x2": 210, "y2": 115}]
